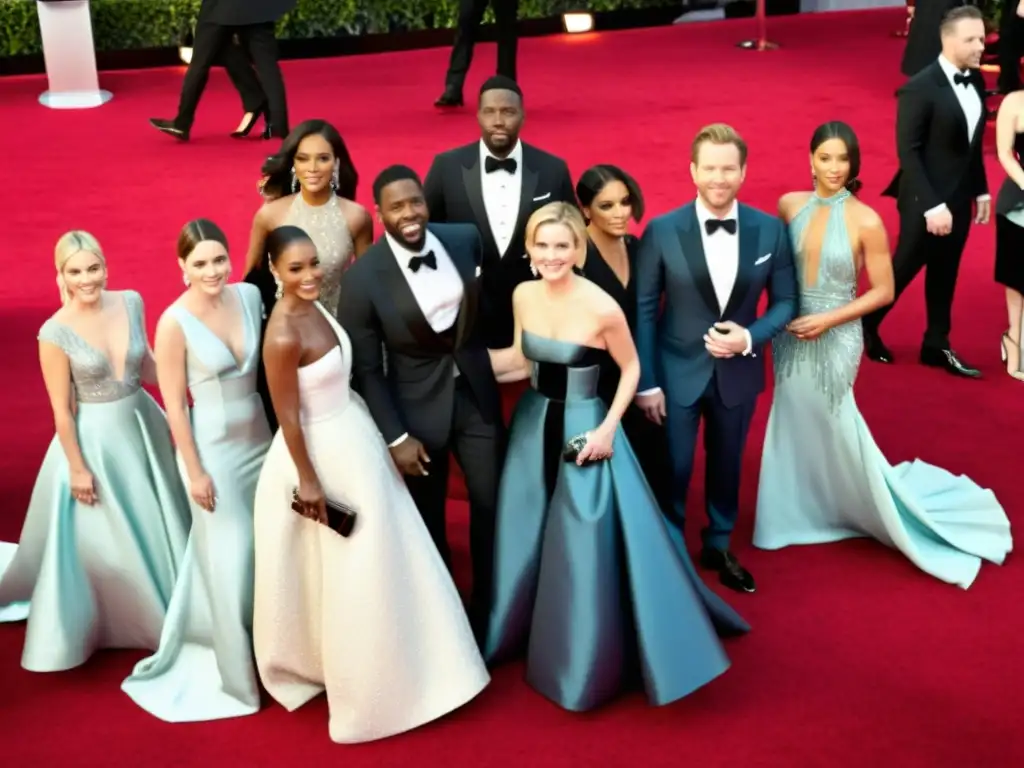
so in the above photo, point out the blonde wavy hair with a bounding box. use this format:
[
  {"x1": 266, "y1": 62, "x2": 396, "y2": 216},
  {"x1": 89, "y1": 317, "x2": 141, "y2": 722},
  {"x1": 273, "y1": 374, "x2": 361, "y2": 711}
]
[
  {"x1": 524, "y1": 202, "x2": 588, "y2": 270},
  {"x1": 54, "y1": 230, "x2": 106, "y2": 305}
]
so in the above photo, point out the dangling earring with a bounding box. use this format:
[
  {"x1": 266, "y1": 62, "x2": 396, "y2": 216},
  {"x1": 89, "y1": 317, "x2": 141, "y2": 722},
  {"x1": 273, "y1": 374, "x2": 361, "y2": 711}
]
[
  {"x1": 530, "y1": 263, "x2": 539, "y2": 278},
  {"x1": 56, "y1": 274, "x2": 69, "y2": 305},
  {"x1": 331, "y1": 164, "x2": 340, "y2": 192},
  {"x1": 273, "y1": 273, "x2": 283, "y2": 300},
  {"x1": 182, "y1": 272, "x2": 190, "y2": 287},
  {"x1": 290, "y1": 169, "x2": 299, "y2": 194}
]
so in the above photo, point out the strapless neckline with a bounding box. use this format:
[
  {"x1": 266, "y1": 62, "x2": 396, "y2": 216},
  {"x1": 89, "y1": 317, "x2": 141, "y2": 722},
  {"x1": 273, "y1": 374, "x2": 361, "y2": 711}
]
[
  {"x1": 522, "y1": 329, "x2": 605, "y2": 355},
  {"x1": 299, "y1": 345, "x2": 342, "y2": 375}
]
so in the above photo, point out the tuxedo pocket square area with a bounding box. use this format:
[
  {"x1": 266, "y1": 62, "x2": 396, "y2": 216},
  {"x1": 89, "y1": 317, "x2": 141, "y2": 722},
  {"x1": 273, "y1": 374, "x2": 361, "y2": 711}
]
[
  {"x1": 533, "y1": 193, "x2": 552, "y2": 202},
  {"x1": 755, "y1": 253, "x2": 772, "y2": 265}
]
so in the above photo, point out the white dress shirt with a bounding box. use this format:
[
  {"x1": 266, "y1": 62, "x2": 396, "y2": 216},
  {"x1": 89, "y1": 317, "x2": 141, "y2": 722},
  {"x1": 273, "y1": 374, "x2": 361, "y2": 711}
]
[
  {"x1": 385, "y1": 230, "x2": 463, "y2": 332},
  {"x1": 480, "y1": 139, "x2": 523, "y2": 257},
  {"x1": 384, "y1": 230, "x2": 464, "y2": 448},
  {"x1": 924, "y1": 56, "x2": 990, "y2": 219},
  {"x1": 637, "y1": 198, "x2": 752, "y2": 398}
]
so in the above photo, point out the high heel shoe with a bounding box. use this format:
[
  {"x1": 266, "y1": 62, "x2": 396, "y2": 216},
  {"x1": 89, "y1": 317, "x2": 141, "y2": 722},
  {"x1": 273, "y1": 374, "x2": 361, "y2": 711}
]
[
  {"x1": 999, "y1": 332, "x2": 1024, "y2": 380},
  {"x1": 230, "y1": 106, "x2": 266, "y2": 138}
]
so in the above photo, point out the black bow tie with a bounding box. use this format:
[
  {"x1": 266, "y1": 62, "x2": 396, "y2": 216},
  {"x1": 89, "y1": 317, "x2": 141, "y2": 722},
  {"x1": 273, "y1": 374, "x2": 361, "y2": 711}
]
[
  {"x1": 954, "y1": 72, "x2": 972, "y2": 87},
  {"x1": 407, "y1": 250, "x2": 436, "y2": 273},
  {"x1": 705, "y1": 218, "x2": 737, "y2": 236},
  {"x1": 485, "y1": 156, "x2": 518, "y2": 174}
]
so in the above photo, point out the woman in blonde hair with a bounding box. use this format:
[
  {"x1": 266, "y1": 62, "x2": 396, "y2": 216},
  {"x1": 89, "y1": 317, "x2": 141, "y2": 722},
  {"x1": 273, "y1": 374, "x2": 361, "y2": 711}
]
[
  {"x1": 485, "y1": 203, "x2": 748, "y2": 713},
  {"x1": 0, "y1": 231, "x2": 190, "y2": 673}
]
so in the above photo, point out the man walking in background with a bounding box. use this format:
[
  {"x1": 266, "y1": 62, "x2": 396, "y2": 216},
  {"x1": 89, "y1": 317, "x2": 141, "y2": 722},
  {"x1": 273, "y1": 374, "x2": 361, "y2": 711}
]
[
  {"x1": 150, "y1": 0, "x2": 294, "y2": 141},
  {"x1": 435, "y1": 0, "x2": 519, "y2": 107}
]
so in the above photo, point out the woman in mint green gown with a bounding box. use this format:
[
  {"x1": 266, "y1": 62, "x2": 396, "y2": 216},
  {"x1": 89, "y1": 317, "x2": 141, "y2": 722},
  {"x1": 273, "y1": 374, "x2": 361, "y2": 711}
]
[
  {"x1": 0, "y1": 231, "x2": 190, "y2": 671},
  {"x1": 486, "y1": 203, "x2": 748, "y2": 713},
  {"x1": 754, "y1": 122, "x2": 1013, "y2": 588},
  {"x1": 122, "y1": 221, "x2": 271, "y2": 721}
]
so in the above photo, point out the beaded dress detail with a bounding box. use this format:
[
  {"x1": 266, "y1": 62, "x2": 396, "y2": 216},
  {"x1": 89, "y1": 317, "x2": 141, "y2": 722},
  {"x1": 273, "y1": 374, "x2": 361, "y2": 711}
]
[
  {"x1": 284, "y1": 193, "x2": 354, "y2": 316},
  {"x1": 754, "y1": 193, "x2": 1012, "y2": 589},
  {"x1": 0, "y1": 291, "x2": 190, "y2": 671}
]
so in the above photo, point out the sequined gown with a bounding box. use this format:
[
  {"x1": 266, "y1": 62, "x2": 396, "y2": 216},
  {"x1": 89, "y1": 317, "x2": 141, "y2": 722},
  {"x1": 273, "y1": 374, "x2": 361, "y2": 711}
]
[
  {"x1": 252, "y1": 303, "x2": 488, "y2": 743},
  {"x1": 0, "y1": 291, "x2": 191, "y2": 671},
  {"x1": 122, "y1": 284, "x2": 271, "y2": 722},
  {"x1": 484, "y1": 332, "x2": 748, "y2": 712},
  {"x1": 284, "y1": 193, "x2": 354, "y2": 316},
  {"x1": 754, "y1": 191, "x2": 1012, "y2": 588}
]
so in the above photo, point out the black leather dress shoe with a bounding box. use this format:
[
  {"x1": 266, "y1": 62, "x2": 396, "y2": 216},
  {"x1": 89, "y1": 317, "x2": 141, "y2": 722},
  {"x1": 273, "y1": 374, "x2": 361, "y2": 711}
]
[
  {"x1": 699, "y1": 548, "x2": 756, "y2": 594},
  {"x1": 920, "y1": 347, "x2": 981, "y2": 378},
  {"x1": 149, "y1": 117, "x2": 188, "y2": 141},
  {"x1": 864, "y1": 331, "x2": 893, "y2": 363},
  {"x1": 434, "y1": 90, "x2": 464, "y2": 108}
]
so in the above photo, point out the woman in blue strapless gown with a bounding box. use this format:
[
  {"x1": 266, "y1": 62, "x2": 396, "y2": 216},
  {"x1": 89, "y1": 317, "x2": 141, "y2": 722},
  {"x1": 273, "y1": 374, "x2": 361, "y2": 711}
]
[
  {"x1": 754, "y1": 122, "x2": 1012, "y2": 588},
  {"x1": 122, "y1": 221, "x2": 272, "y2": 721},
  {"x1": 486, "y1": 203, "x2": 748, "y2": 713},
  {"x1": 0, "y1": 231, "x2": 190, "y2": 672}
]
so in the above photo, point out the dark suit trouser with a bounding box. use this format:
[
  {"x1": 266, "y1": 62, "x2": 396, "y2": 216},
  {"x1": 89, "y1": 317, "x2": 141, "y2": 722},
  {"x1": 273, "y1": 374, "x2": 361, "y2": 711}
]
[
  {"x1": 663, "y1": 375, "x2": 756, "y2": 552},
  {"x1": 220, "y1": 39, "x2": 265, "y2": 114},
  {"x1": 444, "y1": 0, "x2": 518, "y2": 93},
  {"x1": 1000, "y1": 8, "x2": 1024, "y2": 94},
  {"x1": 176, "y1": 19, "x2": 288, "y2": 133},
  {"x1": 403, "y1": 378, "x2": 502, "y2": 637},
  {"x1": 863, "y1": 198, "x2": 972, "y2": 351}
]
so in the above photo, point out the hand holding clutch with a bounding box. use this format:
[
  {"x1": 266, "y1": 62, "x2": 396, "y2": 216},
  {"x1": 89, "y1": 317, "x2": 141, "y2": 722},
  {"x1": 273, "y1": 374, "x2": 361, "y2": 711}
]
[
  {"x1": 562, "y1": 427, "x2": 614, "y2": 466},
  {"x1": 291, "y1": 488, "x2": 358, "y2": 538}
]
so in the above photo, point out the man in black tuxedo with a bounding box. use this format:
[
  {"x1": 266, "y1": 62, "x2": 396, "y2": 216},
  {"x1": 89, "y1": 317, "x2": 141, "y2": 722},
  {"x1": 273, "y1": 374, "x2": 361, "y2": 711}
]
[
  {"x1": 149, "y1": 0, "x2": 293, "y2": 141},
  {"x1": 338, "y1": 165, "x2": 504, "y2": 638},
  {"x1": 424, "y1": 76, "x2": 576, "y2": 348},
  {"x1": 865, "y1": 4, "x2": 989, "y2": 378},
  {"x1": 435, "y1": 0, "x2": 518, "y2": 107}
]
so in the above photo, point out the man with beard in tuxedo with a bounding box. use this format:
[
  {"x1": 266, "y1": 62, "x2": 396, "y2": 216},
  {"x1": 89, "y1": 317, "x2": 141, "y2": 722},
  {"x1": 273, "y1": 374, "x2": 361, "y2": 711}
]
[
  {"x1": 424, "y1": 76, "x2": 576, "y2": 348},
  {"x1": 338, "y1": 165, "x2": 504, "y2": 640},
  {"x1": 150, "y1": 0, "x2": 293, "y2": 141}
]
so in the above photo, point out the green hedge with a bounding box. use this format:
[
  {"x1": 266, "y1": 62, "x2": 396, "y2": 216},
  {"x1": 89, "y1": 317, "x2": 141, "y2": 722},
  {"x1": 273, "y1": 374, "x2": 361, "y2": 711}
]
[{"x1": 0, "y1": 0, "x2": 673, "y2": 57}]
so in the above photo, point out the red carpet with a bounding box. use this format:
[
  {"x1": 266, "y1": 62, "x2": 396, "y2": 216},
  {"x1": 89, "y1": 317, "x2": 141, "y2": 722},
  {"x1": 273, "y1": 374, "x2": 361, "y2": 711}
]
[{"x1": 0, "y1": 9, "x2": 1020, "y2": 765}]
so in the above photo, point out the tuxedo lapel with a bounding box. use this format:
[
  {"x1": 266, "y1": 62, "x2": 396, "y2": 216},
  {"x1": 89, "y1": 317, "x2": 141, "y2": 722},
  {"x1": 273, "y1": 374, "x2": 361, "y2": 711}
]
[
  {"x1": 931, "y1": 63, "x2": 974, "y2": 147},
  {"x1": 513, "y1": 154, "x2": 540, "y2": 249},
  {"x1": 375, "y1": 242, "x2": 448, "y2": 352},
  {"x1": 461, "y1": 153, "x2": 499, "y2": 257},
  {"x1": 676, "y1": 206, "x2": 720, "y2": 315},
  {"x1": 431, "y1": 226, "x2": 479, "y2": 349},
  {"x1": 722, "y1": 208, "x2": 759, "y2": 319}
]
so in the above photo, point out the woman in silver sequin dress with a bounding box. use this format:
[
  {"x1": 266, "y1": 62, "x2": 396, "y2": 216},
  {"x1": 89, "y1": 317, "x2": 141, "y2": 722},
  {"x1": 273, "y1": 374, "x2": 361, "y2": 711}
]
[
  {"x1": 753, "y1": 122, "x2": 1011, "y2": 589},
  {"x1": 244, "y1": 120, "x2": 373, "y2": 428}
]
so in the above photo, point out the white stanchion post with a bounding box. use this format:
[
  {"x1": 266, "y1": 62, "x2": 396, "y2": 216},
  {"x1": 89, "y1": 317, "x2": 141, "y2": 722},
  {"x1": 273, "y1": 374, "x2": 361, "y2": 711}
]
[{"x1": 36, "y1": 0, "x2": 113, "y2": 109}]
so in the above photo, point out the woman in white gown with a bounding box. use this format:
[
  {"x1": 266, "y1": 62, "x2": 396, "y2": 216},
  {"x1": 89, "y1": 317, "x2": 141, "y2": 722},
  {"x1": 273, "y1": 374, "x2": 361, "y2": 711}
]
[{"x1": 252, "y1": 224, "x2": 489, "y2": 744}]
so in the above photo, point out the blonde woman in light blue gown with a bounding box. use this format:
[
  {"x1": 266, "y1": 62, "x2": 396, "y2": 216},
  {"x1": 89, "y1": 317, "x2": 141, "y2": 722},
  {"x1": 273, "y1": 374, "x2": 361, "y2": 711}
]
[
  {"x1": 0, "y1": 231, "x2": 190, "y2": 671},
  {"x1": 123, "y1": 220, "x2": 271, "y2": 721}
]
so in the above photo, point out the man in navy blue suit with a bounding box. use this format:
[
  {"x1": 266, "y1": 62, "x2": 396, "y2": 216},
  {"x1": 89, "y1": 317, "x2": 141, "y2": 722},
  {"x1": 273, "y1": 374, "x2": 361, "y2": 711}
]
[{"x1": 633, "y1": 123, "x2": 798, "y2": 594}]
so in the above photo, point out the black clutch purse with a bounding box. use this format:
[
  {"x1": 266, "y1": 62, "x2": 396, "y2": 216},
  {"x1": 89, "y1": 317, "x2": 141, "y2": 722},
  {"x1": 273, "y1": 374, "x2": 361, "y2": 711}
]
[
  {"x1": 562, "y1": 433, "x2": 608, "y2": 465},
  {"x1": 291, "y1": 489, "x2": 358, "y2": 538}
]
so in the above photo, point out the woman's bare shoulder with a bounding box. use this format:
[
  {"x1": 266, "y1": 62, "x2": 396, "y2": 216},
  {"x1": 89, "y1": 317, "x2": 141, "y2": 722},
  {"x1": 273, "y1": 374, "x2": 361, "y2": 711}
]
[
  {"x1": 777, "y1": 191, "x2": 813, "y2": 221},
  {"x1": 846, "y1": 196, "x2": 884, "y2": 229}
]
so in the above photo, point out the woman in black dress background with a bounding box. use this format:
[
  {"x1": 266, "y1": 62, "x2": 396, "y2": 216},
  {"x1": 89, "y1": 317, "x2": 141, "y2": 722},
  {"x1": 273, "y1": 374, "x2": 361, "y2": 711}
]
[{"x1": 576, "y1": 165, "x2": 675, "y2": 515}]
